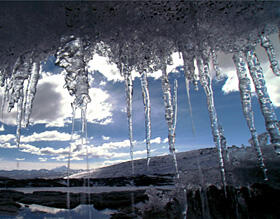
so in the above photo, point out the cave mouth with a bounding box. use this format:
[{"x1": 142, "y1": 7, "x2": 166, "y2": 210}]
[{"x1": 0, "y1": 1, "x2": 279, "y2": 191}]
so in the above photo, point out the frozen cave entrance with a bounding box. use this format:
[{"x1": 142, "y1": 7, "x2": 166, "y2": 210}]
[{"x1": 0, "y1": 0, "x2": 279, "y2": 202}]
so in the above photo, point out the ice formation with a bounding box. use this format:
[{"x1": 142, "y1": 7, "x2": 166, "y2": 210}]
[
  {"x1": 140, "y1": 70, "x2": 152, "y2": 168},
  {"x1": 260, "y1": 34, "x2": 280, "y2": 76},
  {"x1": 196, "y1": 56, "x2": 227, "y2": 189},
  {"x1": 0, "y1": 1, "x2": 279, "y2": 187},
  {"x1": 245, "y1": 49, "x2": 280, "y2": 154},
  {"x1": 233, "y1": 52, "x2": 268, "y2": 180},
  {"x1": 161, "y1": 66, "x2": 179, "y2": 179},
  {"x1": 181, "y1": 49, "x2": 196, "y2": 135}
]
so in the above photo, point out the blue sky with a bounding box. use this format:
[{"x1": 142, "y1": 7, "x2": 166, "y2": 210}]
[{"x1": 0, "y1": 34, "x2": 279, "y2": 170}]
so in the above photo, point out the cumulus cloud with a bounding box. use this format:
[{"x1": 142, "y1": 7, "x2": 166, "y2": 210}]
[
  {"x1": 38, "y1": 157, "x2": 48, "y2": 162},
  {"x1": 15, "y1": 158, "x2": 25, "y2": 161},
  {"x1": 163, "y1": 138, "x2": 168, "y2": 144},
  {"x1": 88, "y1": 52, "x2": 183, "y2": 82},
  {"x1": 221, "y1": 33, "x2": 280, "y2": 107},
  {"x1": 0, "y1": 71, "x2": 114, "y2": 127},
  {"x1": 99, "y1": 81, "x2": 107, "y2": 86},
  {"x1": 0, "y1": 134, "x2": 15, "y2": 143},
  {"x1": 221, "y1": 61, "x2": 280, "y2": 107},
  {"x1": 150, "y1": 137, "x2": 161, "y2": 144},
  {"x1": 0, "y1": 125, "x2": 4, "y2": 132},
  {"x1": 102, "y1": 135, "x2": 110, "y2": 141},
  {"x1": 88, "y1": 54, "x2": 123, "y2": 82},
  {"x1": 21, "y1": 130, "x2": 79, "y2": 143}
]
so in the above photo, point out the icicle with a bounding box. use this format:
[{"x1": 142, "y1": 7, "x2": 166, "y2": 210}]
[
  {"x1": 182, "y1": 51, "x2": 196, "y2": 135},
  {"x1": 161, "y1": 65, "x2": 179, "y2": 179},
  {"x1": 173, "y1": 79, "x2": 178, "y2": 131},
  {"x1": 245, "y1": 49, "x2": 280, "y2": 154},
  {"x1": 67, "y1": 103, "x2": 76, "y2": 209},
  {"x1": 55, "y1": 36, "x2": 91, "y2": 109},
  {"x1": 8, "y1": 57, "x2": 28, "y2": 112},
  {"x1": 23, "y1": 61, "x2": 40, "y2": 127},
  {"x1": 182, "y1": 50, "x2": 199, "y2": 91},
  {"x1": 260, "y1": 34, "x2": 280, "y2": 76},
  {"x1": 1, "y1": 81, "x2": 7, "y2": 122},
  {"x1": 123, "y1": 67, "x2": 135, "y2": 175},
  {"x1": 197, "y1": 57, "x2": 227, "y2": 190},
  {"x1": 233, "y1": 52, "x2": 268, "y2": 180},
  {"x1": 16, "y1": 93, "x2": 23, "y2": 148},
  {"x1": 219, "y1": 124, "x2": 229, "y2": 161},
  {"x1": 140, "y1": 70, "x2": 152, "y2": 168},
  {"x1": 80, "y1": 105, "x2": 90, "y2": 180},
  {"x1": 211, "y1": 49, "x2": 223, "y2": 80}
]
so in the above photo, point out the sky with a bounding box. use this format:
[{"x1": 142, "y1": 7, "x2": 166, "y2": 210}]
[{"x1": 0, "y1": 33, "x2": 279, "y2": 171}]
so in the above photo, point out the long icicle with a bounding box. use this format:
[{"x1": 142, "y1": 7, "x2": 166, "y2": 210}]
[
  {"x1": 161, "y1": 65, "x2": 179, "y2": 179},
  {"x1": 233, "y1": 52, "x2": 268, "y2": 180},
  {"x1": 182, "y1": 51, "x2": 196, "y2": 136},
  {"x1": 197, "y1": 57, "x2": 227, "y2": 191},
  {"x1": 23, "y1": 61, "x2": 40, "y2": 127},
  {"x1": 123, "y1": 67, "x2": 134, "y2": 175},
  {"x1": 67, "y1": 103, "x2": 76, "y2": 209},
  {"x1": 81, "y1": 106, "x2": 89, "y2": 185},
  {"x1": 211, "y1": 49, "x2": 223, "y2": 80},
  {"x1": 245, "y1": 49, "x2": 280, "y2": 154},
  {"x1": 140, "y1": 70, "x2": 152, "y2": 168},
  {"x1": 16, "y1": 91, "x2": 24, "y2": 148},
  {"x1": 173, "y1": 80, "x2": 178, "y2": 134},
  {"x1": 1, "y1": 80, "x2": 7, "y2": 123},
  {"x1": 260, "y1": 34, "x2": 280, "y2": 76}
]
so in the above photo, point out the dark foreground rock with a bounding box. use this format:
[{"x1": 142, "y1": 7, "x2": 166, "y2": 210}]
[
  {"x1": 112, "y1": 183, "x2": 280, "y2": 219},
  {"x1": 0, "y1": 189, "x2": 148, "y2": 213},
  {"x1": 0, "y1": 183, "x2": 280, "y2": 218}
]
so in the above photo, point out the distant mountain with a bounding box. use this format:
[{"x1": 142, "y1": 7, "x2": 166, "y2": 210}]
[
  {"x1": 52, "y1": 165, "x2": 69, "y2": 172},
  {"x1": 0, "y1": 166, "x2": 84, "y2": 179},
  {"x1": 70, "y1": 145, "x2": 280, "y2": 187}
]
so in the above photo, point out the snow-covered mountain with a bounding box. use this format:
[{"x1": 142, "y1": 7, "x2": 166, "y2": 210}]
[
  {"x1": 70, "y1": 144, "x2": 280, "y2": 187},
  {"x1": 0, "y1": 166, "x2": 84, "y2": 179}
]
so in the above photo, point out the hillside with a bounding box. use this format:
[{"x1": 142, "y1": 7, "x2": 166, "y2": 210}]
[{"x1": 71, "y1": 145, "x2": 280, "y2": 187}]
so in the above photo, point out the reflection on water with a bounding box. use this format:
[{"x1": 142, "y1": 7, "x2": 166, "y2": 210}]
[{"x1": 0, "y1": 204, "x2": 114, "y2": 219}]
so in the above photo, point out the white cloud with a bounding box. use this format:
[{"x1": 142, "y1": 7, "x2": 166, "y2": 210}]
[
  {"x1": 221, "y1": 62, "x2": 280, "y2": 107},
  {"x1": 88, "y1": 52, "x2": 183, "y2": 82},
  {"x1": 222, "y1": 70, "x2": 241, "y2": 94},
  {"x1": 88, "y1": 54, "x2": 123, "y2": 82},
  {"x1": 166, "y1": 52, "x2": 184, "y2": 74},
  {"x1": 15, "y1": 158, "x2": 25, "y2": 161},
  {"x1": 86, "y1": 88, "x2": 113, "y2": 124},
  {"x1": 163, "y1": 138, "x2": 168, "y2": 144},
  {"x1": 0, "y1": 71, "x2": 114, "y2": 127},
  {"x1": 0, "y1": 134, "x2": 15, "y2": 143},
  {"x1": 0, "y1": 124, "x2": 4, "y2": 132},
  {"x1": 21, "y1": 130, "x2": 79, "y2": 143},
  {"x1": 38, "y1": 157, "x2": 48, "y2": 162},
  {"x1": 263, "y1": 63, "x2": 280, "y2": 107},
  {"x1": 0, "y1": 142, "x2": 17, "y2": 149},
  {"x1": 102, "y1": 135, "x2": 110, "y2": 141},
  {"x1": 150, "y1": 137, "x2": 161, "y2": 144},
  {"x1": 99, "y1": 81, "x2": 107, "y2": 86}
]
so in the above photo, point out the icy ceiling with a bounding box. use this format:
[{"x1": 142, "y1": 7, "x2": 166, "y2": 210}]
[{"x1": 0, "y1": 1, "x2": 280, "y2": 186}]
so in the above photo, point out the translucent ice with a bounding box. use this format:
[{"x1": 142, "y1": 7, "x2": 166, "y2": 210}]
[
  {"x1": 140, "y1": 70, "x2": 152, "y2": 168},
  {"x1": 245, "y1": 49, "x2": 280, "y2": 154},
  {"x1": 161, "y1": 65, "x2": 179, "y2": 179},
  {"x1": 233, "y1": 51, "x2": 267, "y2": 180},
  {"x1": 197, "y1": 56, "x2": 227, "y2": 189},
  {"x1": 260, "y1": 34, "x2": 280, "y2": 76},
  {"x1": 123, "y1": 68, "x2": 135, "y2": 175}
]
